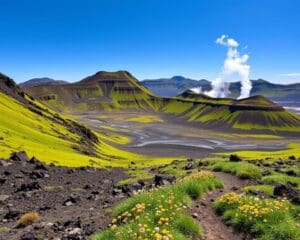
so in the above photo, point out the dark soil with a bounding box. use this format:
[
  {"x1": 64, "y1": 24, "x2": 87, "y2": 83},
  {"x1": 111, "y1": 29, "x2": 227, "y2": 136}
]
[{"x1": 0, "y1": 154, "x2": 128, "y2": 240}]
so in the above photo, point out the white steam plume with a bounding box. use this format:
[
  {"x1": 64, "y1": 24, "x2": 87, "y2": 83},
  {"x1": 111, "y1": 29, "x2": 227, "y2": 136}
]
[
  {"x1": 190, "y1": 87, "x2": 202, "y2": 94},
  {"x1": 205, "y1": 35, "x2": 252, "y2": 99}
]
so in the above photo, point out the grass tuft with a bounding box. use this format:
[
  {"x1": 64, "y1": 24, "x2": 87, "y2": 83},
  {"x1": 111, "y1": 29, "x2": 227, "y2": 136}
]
[{"x1": 16, "y1": 211, "x2": 40, "y2": 227}]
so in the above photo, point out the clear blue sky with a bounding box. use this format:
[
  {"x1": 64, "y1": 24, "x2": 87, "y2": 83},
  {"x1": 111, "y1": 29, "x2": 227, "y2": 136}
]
[{"x1": 1, "y1": 0, "x2": 299, "y2": 83}]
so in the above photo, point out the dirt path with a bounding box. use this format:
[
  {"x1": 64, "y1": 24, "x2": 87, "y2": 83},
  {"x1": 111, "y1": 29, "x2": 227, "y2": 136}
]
[{"x1": 190, "y1": 172, "x2": 251, "y2": 240}]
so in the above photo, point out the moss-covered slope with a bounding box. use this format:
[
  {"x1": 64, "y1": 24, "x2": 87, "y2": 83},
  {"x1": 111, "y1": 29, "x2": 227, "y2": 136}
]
[
  {"x1": 24, "y1": 71, "x2": 300, "y2": 133},
  {"x1": 170, "y1": 90, "x2": 300, "y2": 132},
  {"x1": 25, "y1": 71, "x2": 164, "y2": 112},
  {"x1": 0, "y1": 73, "x2": 174, "y2": 167}
]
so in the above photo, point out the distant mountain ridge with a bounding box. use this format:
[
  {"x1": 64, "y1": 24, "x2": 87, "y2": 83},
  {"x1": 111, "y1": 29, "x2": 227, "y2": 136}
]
[
  {"x1": 142, "y1": 76, "x2": 210, "y2": 97},
  {"x1": 22, "y1": 70, "x2": 300, "y2": 134},
  {"x1": 141, "y1": 77, "x2": 300, "y2": 101},
  {"x1": 19, "y1": 77, "x2": 69, "y2": 87}
]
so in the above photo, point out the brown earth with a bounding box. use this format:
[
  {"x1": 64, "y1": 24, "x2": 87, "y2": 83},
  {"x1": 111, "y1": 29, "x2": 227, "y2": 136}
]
[{"x1": 190, "y1": 172, "x2": 253, "y2": 240}]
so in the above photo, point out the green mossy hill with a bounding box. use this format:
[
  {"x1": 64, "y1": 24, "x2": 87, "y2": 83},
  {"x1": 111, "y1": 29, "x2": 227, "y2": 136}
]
[
  {"x1": 24, "y1": 71, "x2": 300, "y2": 133},
  {"x1": 1, "y1": 72, "x2": 178, "y2": 167},
  {"x1": 25, "y1": 71, "x2": 164, "y2": 112},
  {"x1": 0, "y1": 73, "x2": 102, "y2": 162},
  {"x1": 171, "y1": 90, "x2": 300, "y2": 132}
]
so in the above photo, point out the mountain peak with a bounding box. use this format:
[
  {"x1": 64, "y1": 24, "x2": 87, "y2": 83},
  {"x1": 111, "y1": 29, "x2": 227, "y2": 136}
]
[
  {"x1": 81, "y1": 70, "x2": 136, "y2": 83},
  {"x1": 171, "y1": 76, "x2": 186, "y2": 81}
]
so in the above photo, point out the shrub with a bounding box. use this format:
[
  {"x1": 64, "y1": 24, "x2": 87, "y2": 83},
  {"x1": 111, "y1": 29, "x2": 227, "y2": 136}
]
[
  {"x1": 16, "y1": 211, "x2": 40, "y2": 227},
  {"x1": 174, "y1": 213, "x2": 202, "y2": 237}
]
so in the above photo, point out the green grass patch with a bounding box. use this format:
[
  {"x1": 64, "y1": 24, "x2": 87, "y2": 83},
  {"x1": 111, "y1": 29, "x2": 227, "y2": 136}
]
[
  {"x1": 263, "y1": 173, "x2": 300, "y2": 189},
  {"x1": 92, "y1": 171, "x2": 222, "y2": 240},
  {"x1": 210, "y1": 161, "x2": 262, "y2": 179},
  {"x1": 243, "y1": 185, "x2": 274, "y2": 195}
]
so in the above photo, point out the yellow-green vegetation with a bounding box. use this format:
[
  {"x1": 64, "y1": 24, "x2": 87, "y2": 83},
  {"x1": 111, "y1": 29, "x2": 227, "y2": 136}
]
[
  {"x1": 92, "y1": 171, "x2": 223, "y2": 240},
  {"x1": 44, "y1": 185, "x2": 64, "y2": 191},
  {"x1": 218, "y1": 133, "x2": 283, "y2": 139},
  {"x1": 0, "y1": 92, "x2": 180, "y2": 167},
  {"x1": 127, "y1": 115, "x2": 164, "y2": 123},
  {"x1": 117, "y1": 168, "x2": 154, "y2": 186},
  {"x1": 223, "y1": 143, "x2": 300, "y2": 160},
  {"x1": 210, "y1": 162, "x2": 262, "y2": 179},
  {"x1": 214, "y1": 192, "x2": 300, "y2": 240},
  {"x1": 0, "y1": 227, "x2": 10, "y2": 233},
  {"x1": 262, "y1": 173, "x2": 300, "y2": 189},
  {"x1": 96, "y1": 131, "x2": 131, "y2": 145},
  {"x1": 243, "y1": 185, "x2": 274, "y2": 195}
]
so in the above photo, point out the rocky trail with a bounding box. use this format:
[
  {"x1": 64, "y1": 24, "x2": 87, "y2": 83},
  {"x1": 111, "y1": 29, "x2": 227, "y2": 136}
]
[{"x1": 190, "y1": 172, "x2": 252, "y2": 240}]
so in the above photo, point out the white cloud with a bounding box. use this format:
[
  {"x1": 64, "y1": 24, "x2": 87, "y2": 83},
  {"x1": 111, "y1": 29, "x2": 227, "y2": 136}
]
[{"x1": 279, "y1": 73, "x2": 300, "y2": 77}]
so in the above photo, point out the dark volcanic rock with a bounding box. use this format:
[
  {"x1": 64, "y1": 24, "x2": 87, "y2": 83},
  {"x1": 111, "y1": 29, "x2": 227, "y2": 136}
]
[
  {"x1": 261, "y1": 169, "x2": 270, "y2": 176},
  {"x1": 20, "y1": 233, "x2": 38, "y2": 240},
  {"x1": 17, "y1": 181, "x2": 41, "y2": 192},
  {"x1": 4, "y1": 210, "x2": 21, "y2": 220},
  {"x1": 34, "y1": 162, "x2": 47, "y2": 170},
  {"x1": 10, "y1": 151, "x2": 29, "y2": 162},
  {"x1": 154, "y1": 174, "x2": 176, "y2": 186},
  {"x1": 274, "y1": 183, "x2": 300, "y2": 204},
  {"x1": 229, "y1": 154, "x2": 242, "y2": 162},
  {"x1": 183, "y1": 162, "x2": 194, "y2": 170}
]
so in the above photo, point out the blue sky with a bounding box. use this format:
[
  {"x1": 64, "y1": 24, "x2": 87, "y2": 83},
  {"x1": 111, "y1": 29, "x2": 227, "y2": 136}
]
[{"x1": 0, "y1": 0, "x2": 299, "y2": 83}]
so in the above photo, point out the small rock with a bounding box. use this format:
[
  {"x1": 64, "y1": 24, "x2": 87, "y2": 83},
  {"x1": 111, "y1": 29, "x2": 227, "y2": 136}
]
[
  {"x1": 288, "y1": 155, "x2": 296, "y2": 160},
  {"x1": 261, "y1": 169, "x2": 270, "y2": 176},
  {"x1": 68, "y1": 227, "x2": 82, "y2": 235},
  {"x1": 274, "y1": 183, "x2": 300, "y2": 204},
  {"x1": 0, "y1": 160, "x2": 12, "y2": 167},
  {"x1": 154, "y1": 174, "x2": 176, "y2": 186},
  {"x1": 34, "y1": 162, "x2": 47, "y2": 170},
  {"x1": 192, "y1": 213, "x2": 198, "y2": 218},
  {"x1": 20, "y1": 233, "x2": 37, "y2": 240},
  {"x1": 0, "y1": 194, "x2": 10, "y2": 202},
  {"x1": 229, "y1": 154, "x2": 242, "y2": 162},
  {"x1": 0, "y1": 177, "x2": 7, "y2": 184},
  {"x1": 4, "y1": 210, "x2": 21, "y2": 220},
  {"x1": 17, "y1": 181, "x2": 41, "y2": 192},
  {"x1": 10, "y1": 151, "x2": 29, "y2": 162}
]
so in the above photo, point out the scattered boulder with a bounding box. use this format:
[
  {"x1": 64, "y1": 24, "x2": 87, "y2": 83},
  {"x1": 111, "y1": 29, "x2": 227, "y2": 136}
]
[
  {"x1": 229, "y1": 154, "x2": 242, "y2": 162},
  {"x1": 20, "y1": 233, "x2": 38, "y2": 240},
  {"x1": 4, "y1": 210, "x2": 21, "y2": 220},
  {"x1": 183, "y1": 162, "x2": 194, "y2": 170},
  {"x1": 30, "y1": 170, "x2": 45, "y2": 179},
  {"x1": 286, "y1": 170, "x2": 297, "y2": 176},
  {"x1": 0, "y1": 194, "x2": 10, "y2": 202},
  {"x1": 17, "y1": 182, "x2": 41, "y2": 192},
  {"x1": 34, "y1": 162, "x2": 47, "y2": 171},
  {"x1": 154, "y1": 174, "x2": 176, "y2": 186},
  {"x1": 0, "y1": 177, "x2": 7, "y2": 184},
  {"x1": 0, "y1": 159, "x2": 12, "y2": 167},
  {"x1": 288, "y1": 155, "x2": 296, "y2": 160},
  {"x1": 10, "y1": 151, "x2": 29, "y2": 162},
  {"x1": 63, "y1": 193, "x2": 80, "y2": 206},
  {"x1": 261, "y1": 169, "x2": 270, "y2": 176},
  {"x1": 273, "y1": 183, "x2": 300, "y2": 204}
]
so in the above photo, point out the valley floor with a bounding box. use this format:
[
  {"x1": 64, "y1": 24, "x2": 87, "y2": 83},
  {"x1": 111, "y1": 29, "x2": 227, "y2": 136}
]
[
  {"x1": 1, "y1": 110, "x2": 299, "y2": 240},
  {"x1": 75, "y1": 111, "x2": 295, "y2": 158}
]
